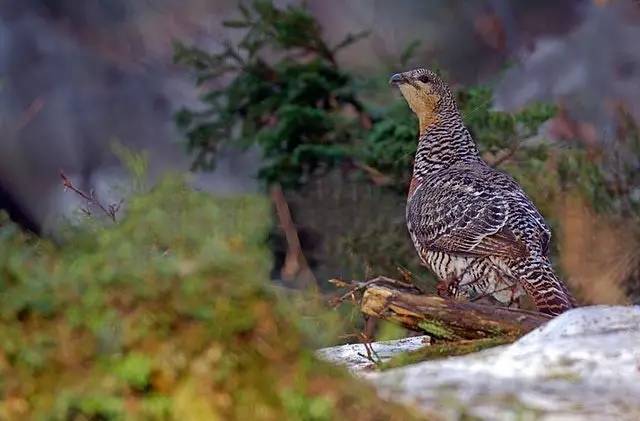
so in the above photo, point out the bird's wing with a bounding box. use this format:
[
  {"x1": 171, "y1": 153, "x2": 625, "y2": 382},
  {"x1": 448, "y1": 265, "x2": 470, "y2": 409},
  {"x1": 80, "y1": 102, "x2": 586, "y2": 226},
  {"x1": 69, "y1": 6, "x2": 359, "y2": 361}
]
[{"x1": 408, "y1": 180, "x2": 527, "y2": 259}]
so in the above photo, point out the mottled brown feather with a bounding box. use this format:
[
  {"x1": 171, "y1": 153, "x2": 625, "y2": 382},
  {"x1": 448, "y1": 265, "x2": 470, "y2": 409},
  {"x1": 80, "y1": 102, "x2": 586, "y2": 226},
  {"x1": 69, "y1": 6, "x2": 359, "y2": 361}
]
[{"x1": 427, "y1": 227, "x2": 528, "y2": 259}]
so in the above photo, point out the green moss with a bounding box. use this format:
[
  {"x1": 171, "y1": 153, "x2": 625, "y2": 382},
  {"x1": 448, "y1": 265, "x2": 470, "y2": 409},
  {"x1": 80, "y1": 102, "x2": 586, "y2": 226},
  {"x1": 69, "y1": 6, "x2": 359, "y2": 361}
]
[
  {"x1": 380, "y1": 336, "x2": 516, "y2": 370},
  {"x1": 417, "y1": 319, "x2": 460, "y2": 340},
  {"x1": 0, "y1": 178, "x2": 418, "y2": 420},
  {"x1": 280, "y1": 388, "x2": 334, "y2": 421},
  {"x1": 113, "y1": 353, "x2": 153, "y2": 391}
]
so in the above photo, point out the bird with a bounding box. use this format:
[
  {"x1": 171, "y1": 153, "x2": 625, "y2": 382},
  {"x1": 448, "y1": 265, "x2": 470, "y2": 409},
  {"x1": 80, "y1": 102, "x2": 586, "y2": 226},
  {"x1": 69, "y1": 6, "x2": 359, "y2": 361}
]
[{"x1": 389, "y1": 68, "x2": 576, "y2": 316}]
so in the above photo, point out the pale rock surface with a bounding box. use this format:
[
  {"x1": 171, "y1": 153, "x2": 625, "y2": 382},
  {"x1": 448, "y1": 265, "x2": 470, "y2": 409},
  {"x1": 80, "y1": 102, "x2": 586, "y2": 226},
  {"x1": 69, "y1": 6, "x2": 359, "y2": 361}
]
[
  {"x1": 316, "y1": 335, "x2": 430, "y2": 372},
  {"x1": 318, "y1": 306, "x2": 640, "y2": 420}
]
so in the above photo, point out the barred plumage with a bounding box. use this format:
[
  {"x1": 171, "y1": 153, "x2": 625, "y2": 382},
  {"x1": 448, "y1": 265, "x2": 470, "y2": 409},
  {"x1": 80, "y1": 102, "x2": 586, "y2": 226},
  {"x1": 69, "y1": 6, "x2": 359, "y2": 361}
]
[{"x1": 390, "y1": 68, "x2": 575, "y2": 316}]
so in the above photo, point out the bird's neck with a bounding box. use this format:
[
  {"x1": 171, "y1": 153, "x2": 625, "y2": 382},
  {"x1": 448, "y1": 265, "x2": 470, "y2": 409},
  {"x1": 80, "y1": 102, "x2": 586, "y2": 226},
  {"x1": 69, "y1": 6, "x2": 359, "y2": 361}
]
[{"x1": 412, "y1": 110, "x2": 481, "y2": 178}]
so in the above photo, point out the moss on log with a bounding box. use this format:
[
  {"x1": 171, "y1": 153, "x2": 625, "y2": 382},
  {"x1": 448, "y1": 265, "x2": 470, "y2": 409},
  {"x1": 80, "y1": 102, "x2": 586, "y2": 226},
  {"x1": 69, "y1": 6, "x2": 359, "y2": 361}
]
[{"x1": 380, "y1": 336, "x2": 517, "y2": 369}]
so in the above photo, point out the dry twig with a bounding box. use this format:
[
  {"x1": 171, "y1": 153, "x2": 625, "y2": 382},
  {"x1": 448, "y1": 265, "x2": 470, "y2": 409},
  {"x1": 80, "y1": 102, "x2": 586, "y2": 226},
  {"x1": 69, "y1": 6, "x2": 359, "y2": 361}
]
[
  {"x1": 328, "y1": 276, "x2": 424, "y2": 307},
  {"x1": 356, "y1": 331, "x2": 383, "y2": 367},
  {"x1": 352, "y1": 161, "x2": 394, "y2": 186},
  {"x1": 488, "y1": 139, "x2": 520, "y2": 168},
  {"x1": 59, "y1": 171, "x2": 122, "y2": 223}
]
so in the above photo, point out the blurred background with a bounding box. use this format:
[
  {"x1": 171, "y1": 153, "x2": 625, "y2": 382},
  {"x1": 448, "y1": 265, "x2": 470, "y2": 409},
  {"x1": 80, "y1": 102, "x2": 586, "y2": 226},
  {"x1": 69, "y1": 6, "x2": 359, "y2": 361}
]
[{"x1": 2, "y1": 0, "x2": 639, "y2": 304}]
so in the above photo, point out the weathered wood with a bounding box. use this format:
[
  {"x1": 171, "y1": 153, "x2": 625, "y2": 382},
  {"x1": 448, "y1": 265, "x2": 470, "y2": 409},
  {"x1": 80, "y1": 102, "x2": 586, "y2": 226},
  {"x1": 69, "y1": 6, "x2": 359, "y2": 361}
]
[
  {"x1": 360, "y1": 283, "x2": 550, "y2": 340},
  {"x1": 330, "y1": 276, "x2": 550, "y2": 341}
]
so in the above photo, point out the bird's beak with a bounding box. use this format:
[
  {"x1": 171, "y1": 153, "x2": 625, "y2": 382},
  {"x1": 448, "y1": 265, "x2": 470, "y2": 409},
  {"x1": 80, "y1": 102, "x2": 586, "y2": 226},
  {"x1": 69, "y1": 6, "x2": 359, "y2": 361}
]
[{"x1": 389, "y1": 73, "x2": 405, "y2": 86}]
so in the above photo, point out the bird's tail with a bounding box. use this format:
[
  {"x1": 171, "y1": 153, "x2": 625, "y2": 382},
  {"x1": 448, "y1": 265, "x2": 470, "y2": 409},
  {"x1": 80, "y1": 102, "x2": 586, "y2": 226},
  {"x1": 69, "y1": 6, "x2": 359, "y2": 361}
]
[{"x1": 514, "y1": 257, "x2": 576, "y2": 316}]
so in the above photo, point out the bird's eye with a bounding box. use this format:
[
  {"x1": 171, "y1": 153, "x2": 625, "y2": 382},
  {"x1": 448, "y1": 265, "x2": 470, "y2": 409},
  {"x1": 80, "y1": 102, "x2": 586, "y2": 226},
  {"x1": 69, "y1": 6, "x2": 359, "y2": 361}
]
[{"x1": 418, "y1": 74, "x2": 430, "y2": 83}]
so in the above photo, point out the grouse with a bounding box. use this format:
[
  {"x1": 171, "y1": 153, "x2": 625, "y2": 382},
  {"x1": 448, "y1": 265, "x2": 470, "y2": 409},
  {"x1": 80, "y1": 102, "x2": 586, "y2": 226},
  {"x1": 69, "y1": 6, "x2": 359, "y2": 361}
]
[{"x1": 390, "y1": 68, "x2": 575, "y2": 316}]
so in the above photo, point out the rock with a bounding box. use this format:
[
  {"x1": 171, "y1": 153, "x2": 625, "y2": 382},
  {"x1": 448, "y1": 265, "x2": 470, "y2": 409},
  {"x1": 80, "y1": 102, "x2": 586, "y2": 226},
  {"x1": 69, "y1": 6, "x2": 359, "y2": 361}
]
[
  {"x1": 316, "y1": 336, "x2": 430, "y2": 372},
  {"x1": 319, "y1": 306, "x2": 640, "y2": 420}
]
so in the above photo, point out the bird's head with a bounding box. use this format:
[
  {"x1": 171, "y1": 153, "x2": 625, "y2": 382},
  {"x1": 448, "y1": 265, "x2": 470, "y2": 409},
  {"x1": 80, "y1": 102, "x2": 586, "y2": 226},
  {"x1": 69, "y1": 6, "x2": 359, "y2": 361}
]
[{"x1": 389, "y1": 68, "x2": 457, "y2": 135}]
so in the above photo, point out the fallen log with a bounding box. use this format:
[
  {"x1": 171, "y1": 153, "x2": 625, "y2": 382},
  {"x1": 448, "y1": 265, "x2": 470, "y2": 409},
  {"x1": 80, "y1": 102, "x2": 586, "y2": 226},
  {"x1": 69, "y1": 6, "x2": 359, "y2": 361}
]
[{"x1": 330, "y1": 276, "x2": 550, "y2": 341}]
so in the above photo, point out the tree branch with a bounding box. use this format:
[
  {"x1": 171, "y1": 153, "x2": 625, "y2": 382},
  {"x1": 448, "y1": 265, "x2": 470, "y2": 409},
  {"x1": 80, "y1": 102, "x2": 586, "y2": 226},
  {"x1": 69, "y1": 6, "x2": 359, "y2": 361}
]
[{"x1": 270, "y1": 183, "x2": 317, "y2": 287}]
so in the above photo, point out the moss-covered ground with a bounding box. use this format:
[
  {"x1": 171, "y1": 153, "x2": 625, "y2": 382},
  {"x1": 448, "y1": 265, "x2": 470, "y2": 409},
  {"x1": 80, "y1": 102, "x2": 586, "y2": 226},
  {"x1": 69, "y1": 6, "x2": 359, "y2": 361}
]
[{"x1": 0, "y1": 177, "x2": 419, "y2": 420}]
